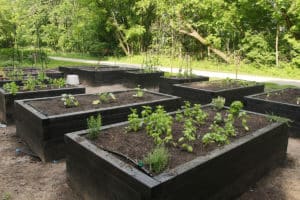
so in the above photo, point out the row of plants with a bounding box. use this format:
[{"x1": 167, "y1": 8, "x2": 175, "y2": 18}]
[
  {"x1": 85, "y1": 97, "x2": 250, "y2": 174},
  {"x1": 60, "y1": 86, "x2": 147, "y2": 108},
  {"x1": 3, "y1": 74, "x2": 66, "y2": 95}
]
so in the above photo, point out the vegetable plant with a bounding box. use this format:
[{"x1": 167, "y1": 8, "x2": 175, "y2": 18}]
[
  {"x1": 23, "y1": 76, "x2": 37, "y2": 91},
  {"x1": 3, "y1": 82, "x2": 19, "y2": 95},
  {"x1": 52, "y1": 78, "x2": 66, "y2": 88},
  {"x1": 6, "y1": 69, "x2": 24, "y2": 80},
  {"x1": 145, "y1": 106, "x2": 173, "y2": 145},
  {"x1": 133, "y1": 85, "x2": 145, "y2": 98},
  {"x1": 93, "y1": 92, "x2": 116, "y2": 105},
  {"x1": 87, "y1": 114, "x2": 102, "y2": 139},
  {"x1": 143, "y1": 146, "x2": 169, "y2": 174},
  {"x1": 178, "y1": 119, "x2": 196, "y2": 152},
  {"x1": 126, "y1": 109, "x2": 143, "y2": 132},
  {"x1": 211, "y1": 96, "x2": 225, "y2": 110},
  {"x1": 61, "y1": 94, "x2": 79, "y2": 108}
]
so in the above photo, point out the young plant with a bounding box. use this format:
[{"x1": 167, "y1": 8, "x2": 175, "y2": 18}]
[
  {"x1": 126, "y1": 109, "x2": 143, "y2": 132},
  {"x1": 202, "y1": 123, "x2": 229, "y2": 145},
  {"x1": 211, "y1": 96, "x2": 226, "y2": 110},
  {"x1": 178, "y1": 119, "x2": 196, "y2": 152},
  {"x1": 52, "y1": 78, "x2": 66, "y2": 88},
  {"x1": 93, "y1": 92, "x2": 116, "y2": 105},
  {"x1": 23, "y1": 76, "x2": 37, "y2": 91},
  {"x1": 61, "y1": 94, "x2": 79, "y2": 108},
  {"x1": 37, "y1": 71, "x2": 48, "y2": 82},
  {"x1": 133, "y1": 85, "x2": 145, "y2": 98},
  {"x1": 87, "y1": 114, "x2": 102, "y2": 139},
  {"x1": 145, "y1": 106, "x2": 173, "y2": 145},
  {"x1": 6, "y1": 69, "x2": 24, "y2": 80},
  {"x1": 3, "y1": 82, "x2": 19, "y2": 95},
  {"x1": 229, "y1": 101, "x2": 244, "y2": 118},
  {"x1": 143, "y1": 146, "x2": 169, "y2": 173}
]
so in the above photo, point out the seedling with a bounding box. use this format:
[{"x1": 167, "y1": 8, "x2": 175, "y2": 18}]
[
  {"x1": 178, "y1": 119, "x2": 196, "y2": 152},
  {"x1": 52, "y1": 78, "x2": 66, "y2": 88},
  {"x1": 229, "y1": 101, "x2": 244, "y2": 118},
  {"x1": 202, "y1": 123, "x2": 229, "y2": 145},
  {"x1": 211, "y1": 96, "x2": 225, "y2": 110},
  {"x1": 61, "y1": 94, "x2": 79, "y2": 108},
  {"x1": 3, "y1": 82, "x2": 19, "y2": 95},
  {"x1": 143, "y1": 146, "x2": 169, "y2": 173},
  {"x1": 93, "y1": 92, "x2": 116, "y2": 105},
  {"x1": 133, "y1": 85, "x2": 145, "y2": 98},
  {"x1": 87, "y1": 114, "x2": 102, "y2": 139},
  {"x1": 23, "y1": 76, "x2": 37, "y2": 91}
]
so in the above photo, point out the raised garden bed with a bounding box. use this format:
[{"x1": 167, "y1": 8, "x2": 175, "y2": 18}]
[
  {"x1": 124, "y1": 70, "x2": 164, "y2": 88},
  {"x1": 159, "y1": 75, "x2": 209, "y2": 95},
  {"x1": 65, "y1": 105, "x2": 288, "y2": 200},
  {"x1": 15, "y1": 90, "x2": 181, "y2": 161},
  {"x1": 173, "y1": 79, "x2": 264, "y2": 105},
  {"x1": 0, "y1": 68, "x2": 63, "y2": 86},
  {"x1": 245, "y1": 88, "x2": 300, "y2": 136},
  {"x1": 74, "y1": 66, "x2": 138, "y2": 86},
  {"x1": 0, "y1": 85, "x2": 85, "y2": 124}
]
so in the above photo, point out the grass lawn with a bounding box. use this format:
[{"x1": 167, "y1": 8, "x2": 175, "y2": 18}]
[{"x1": 49, "y1": 53, "x2": 300, "y2": 80}]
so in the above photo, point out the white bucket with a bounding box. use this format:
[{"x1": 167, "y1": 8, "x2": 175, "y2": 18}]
[{"x1": 66, "y1": 74, "x2": 80, "y2": 85}]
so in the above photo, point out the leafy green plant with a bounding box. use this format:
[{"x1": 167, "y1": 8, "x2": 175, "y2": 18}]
[
  {"x1": 52, "y1": 78, "x2": 66, "y2": 88},
  {"x1": 176, "y1": 102, "x2": 208, "y2": 125},
  {"x1": 3, "y1": 82, "x2": 19, "y2": 95},
  {"x1": 6, "y1": 69, "x2": 24, "y2": 80},
  {"x1": 126, "y1": 109, "x2": 143, "y2": 132},
  {"x1": 93, "y1": 92, "x2": 116, "y2": 105},
  {"x1": 2, "y1": 192, "x2": 11, "y2": 200},
  {"x1": 23, "y1": 76, "x2": 37, "y2": 91},
  {"x1": 143, "y1": 146, "x2": 169, "y2": 173},
  {"x1": 178, "y1": 119, "x2": 196, "y2": 152},
  {"x1": 61, "y1": 94, "x2": 79, "y2": 108},
  {"x1": 133, "y1": 85, "x2": 145, "y2": 98},
  {"x1": 37, "y1": 71, "x2": 48, "y2": 82},
  {"x1": 202, "y1": 131, "x2": 229, "y2": 145},
  {"x1": 229, "y1": 101, "x2": 244, "y2": 118},
  {"x1": 211, "y1": 96, "x2": 225, "y2": 110},
  {"x1": 145, "y1": 106, "x2": 173, "y2": 145},
  {"x1": 87, "y1": 114, "x2": 102, "y2": 139}
]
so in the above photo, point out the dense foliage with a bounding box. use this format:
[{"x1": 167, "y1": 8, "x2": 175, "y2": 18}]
[{"x1": 1, "y1": 0, "x2": 300, "y2": 67}]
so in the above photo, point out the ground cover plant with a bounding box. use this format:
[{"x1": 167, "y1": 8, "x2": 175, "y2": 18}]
[{"x1": 86, "y1": 97, "x2": 271, "y2": 175}]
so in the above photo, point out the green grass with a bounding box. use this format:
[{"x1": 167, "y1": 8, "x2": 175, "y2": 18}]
[
  {"x1": 0, "y1": 59, "x2": 96, "y2": 69},
  {"x1": 48, "y1": 53, "x2": 300, "y2": 80},
  {"x1": 264, "y1": 82, "x2": 297, "y2": 91}
]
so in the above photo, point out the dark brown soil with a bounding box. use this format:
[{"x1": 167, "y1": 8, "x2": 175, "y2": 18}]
[
  {"x1": 184, "y1": 79, "x2": 257, "y2": 91},
  {"x1": 257, "y1": 88, "x2": 300, "y2": 105},
  {"x1": 91, "y1": 107, "x2": 270, "y2": 175},
  {"x1": 28, "y1": 90, "x2": 166, "y2": 116}
]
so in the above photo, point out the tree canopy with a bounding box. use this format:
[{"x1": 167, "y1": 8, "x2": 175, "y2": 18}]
[{"x1": 0, "y1": 0, "x2": 300, "y2": 67}]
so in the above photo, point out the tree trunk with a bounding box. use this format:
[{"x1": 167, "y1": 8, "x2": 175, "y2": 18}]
[
  {"x1": 179, "y1": 24, "x2": 231, "y2": 63},
  {"x1": 275, "y1": 25, "x2": 279, "y2": 67}
]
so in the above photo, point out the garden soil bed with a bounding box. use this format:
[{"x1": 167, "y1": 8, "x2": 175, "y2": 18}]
[
  {"x1": 173, "y1": 79, "x2": 264, "y2": 105},
  {"x1": 74, "y1": 66, "x2": 138, "y2": 86},
  {"x1": 15, "y1": 90, "x2": 181, "y2": 161},
  {"x1": 159, "y1": 75, "x2": 209, "y2": 95},
  {"x1": 0, "y1": 86, "x2": 86, "y2": 124},
  {"x1": 0, "y1": 84, "x2": 299, "y2": 200},
  {"x1": 124, "y1": 70, "x2": 164, "y2": 88},
  {"x1": 65, "y1": 107, "x2": 288, "y2": 200},
  {"x1": 245, "y1": 88, "x2": 300, "y2": 136}
]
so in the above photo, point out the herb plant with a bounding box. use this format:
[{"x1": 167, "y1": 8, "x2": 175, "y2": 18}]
[
  {"x1": 143, "y1": 146, "x2": 169, "y2": 174},
  {"x1": 145, "y1": 106, "x2": 173, "y2": 145},
  {"x1": 93, "y1": 92, "x2": 116, "y2": 105},
  {"x1": 133, "y1": 85, "x2": 145, "y2": 98},
  {"x1": 23, "y1": 76, "x2": 37, "y2": 91},
  {"x1": 52, "y1": 78, "x2": 66, "y2": 88},
  {"x1": 61, "y1": 94, "x2": 79, "y2": 108},
  {"x1": 87, "y1": 114, "x2": 102, "y2": 139},
  {"x1": 211, "y1": 96, "x2": 225, "y2": 110},
  {"x1": 3, "y1": 82, "x2": 19, "y2": 95},
  {"x1": 126, "y1": 109, "x2": 143, "y2": 132}
]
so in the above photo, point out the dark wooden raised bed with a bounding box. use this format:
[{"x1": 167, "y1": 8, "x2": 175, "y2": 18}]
[
  {"x1": 173, "y1": 80, "x2": 264, "y2": 105},
  {"x1": 75, "y1": 66, "x2": 138, "y2": 86},
  {"x1": 124, "y1": 70, "x2": 164, "y2": 88},
  {"x1": 245, "y1": 88, "x2": 300, "y2": 136},
  {"x1": 0, "y1": 86, "x2": 85, "y2": 124},
  {"x1": 65, "y1": 110, "x2": 288, "y2": 200},
  {"x1": 0, "y1": 68, "x2": 63, "y2": 86},
  {"x1": 15, "y1": 90, "x2": 181, "y2": 161},
  {"x1": 159, "y1": 75, "x2": 209, "y2": 95}
]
